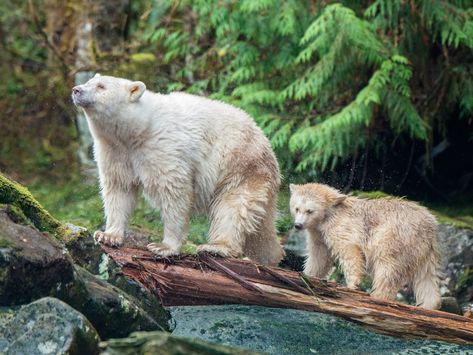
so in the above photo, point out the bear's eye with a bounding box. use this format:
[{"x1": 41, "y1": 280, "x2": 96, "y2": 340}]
[
  {"x1": 306, "y1": 209, "x2": 313, "y2": 214},
  {"x1": 96, "y1": 83, "x2": 105, "y2": 90},
  {"x1": 295, "y1": 208, "x2": 299, "y2": 213}
]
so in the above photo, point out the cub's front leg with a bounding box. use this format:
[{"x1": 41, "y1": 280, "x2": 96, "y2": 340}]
[{"x1": 304, "y1": 231, "x2": 335, "y2": 278}]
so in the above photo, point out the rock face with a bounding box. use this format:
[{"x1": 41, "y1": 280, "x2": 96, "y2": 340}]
[
  {"x1": 0, "y1": 297, "x2": 100, "y2": 355},
  {"x1": 0, "y1": 205, "x2": 171, "y2": 339},
  {"x1": 100, "y1": 331, "x2": 257, "y2": 355},
  {"x1": 0, "y1": 206, "x2": 74, "y2": 305},
  {"x1": 438, "y1": 224, "x2": 473, "y2": 305},
  {"x1": 170, "y1": 305, "x2": 473, "y2": 355},
  {"x1": 64, "y1": 265, "x2": 171, "y2": 339},
  {"x1": 64, "y1": 228, "x2": 172, "y2": 337}
]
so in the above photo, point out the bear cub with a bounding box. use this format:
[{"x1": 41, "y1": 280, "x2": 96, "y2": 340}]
[{"x1": 290, "y1": 183, "x2": 441, "y2": 309}]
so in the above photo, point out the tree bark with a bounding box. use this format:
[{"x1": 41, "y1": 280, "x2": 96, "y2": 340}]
[{"x1": 102, "y1": 246, "x2": 473, "y2": 346}]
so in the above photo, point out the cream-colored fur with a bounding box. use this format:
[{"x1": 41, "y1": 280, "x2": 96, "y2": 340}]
[
  {"x1": 72, "y1": 74, "x2": 283, "y2": 265},
  {"x1": 289, "y1": 183, "x2": 441, "y2": 310}
]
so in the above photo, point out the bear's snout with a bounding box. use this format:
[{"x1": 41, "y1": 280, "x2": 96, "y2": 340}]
[
  {"x1": 71, "y1": 85, "x2": 92, "y2": 107},
  {"x1": 72, "y1": 86, "x2": 83, "y2": 96}
]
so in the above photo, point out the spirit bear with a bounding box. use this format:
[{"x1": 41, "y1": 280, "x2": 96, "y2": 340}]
[
  {"x1": 289, "y1": 183, "x2": 441, "y2": 309},
  {"x1": 72, "y1": 74, "x2": 284, "y2": 265}
]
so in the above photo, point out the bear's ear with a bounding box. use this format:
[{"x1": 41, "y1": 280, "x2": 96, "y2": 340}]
[
  {"x1": 331, "y1": 194, "x2": 347, "y2": 207},
  {"x1": 289, "y1": 184, "x2": 295, "y2": 193},
  {"x1": 129, "y1": 81, "x2": 146, "y2": 102},
  {"x1": 94, "y1": 73, "x2": 101, "y2": 78}
]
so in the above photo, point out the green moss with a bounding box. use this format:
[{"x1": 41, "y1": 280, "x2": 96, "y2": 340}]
[
  {"x1": 181, "y1": 242, "x2": 198, "y2": 255},
  {"x1": 0, "y1": 237, "x2": 15, "y2": 248},
  {"x1": 350, "y1": 190, "x2": 392, "y2": 199},
  {"x1": 0, "y1": 203, "x2": 31, "y2": 226},
  {"x1": 432, "y1": 213, "x2": 473, "y2": 230},
  {"x1": 0, "y1": 174, "x2": 64, "y2": 237},
  {"x1": 98, "y1": 254, "x2": 110, "y2": 281},
  {"x1": 455, "y1": 267, "x2": 472, "y2": 293}
]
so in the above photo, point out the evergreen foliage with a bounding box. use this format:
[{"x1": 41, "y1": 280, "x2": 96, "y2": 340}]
[
  {"x1": 122, "y1": 0, "x2": 472, "y2": 182},
  {"x1": 0, "y1": 0, "x2": 471, "y2": 193}
]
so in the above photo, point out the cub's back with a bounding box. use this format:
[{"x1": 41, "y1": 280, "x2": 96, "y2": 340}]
[{"x1": 354, "y1": 197, "x2": 438, "y2": 240}]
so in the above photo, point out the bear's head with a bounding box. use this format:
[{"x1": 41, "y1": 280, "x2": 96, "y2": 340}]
[
  {"x1": 289, "y1": 183, "x2": 347, "y2": 230},
  {"x1": 72, "y1": 74, "x2": 146, "y2": 117}
]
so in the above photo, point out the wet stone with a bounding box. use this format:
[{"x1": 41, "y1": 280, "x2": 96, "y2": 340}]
[
  {"x1": 0, "y1": 297, "x2": 100, "y2": 355},
  {"x1": 170, "y1": 305, "x2": 473, "y2": 355}
]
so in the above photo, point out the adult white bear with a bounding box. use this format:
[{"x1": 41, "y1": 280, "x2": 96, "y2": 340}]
[{"x1": 72, "y1": 74, "x2": 283, "y2": 265}]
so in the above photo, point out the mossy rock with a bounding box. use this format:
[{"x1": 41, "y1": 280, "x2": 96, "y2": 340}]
[
  {"x1": 0, "y1": 205, "x2": 171, "y2": 337},
  {"x1": 0, "y1": 206, "x2": 74, "y2": 306},
  {"x1": 0, "y1": 173, "x2": 65, "y2": 237},
  {"x1": 60, "y1": 266, "x2": 172, "y2": 339}
]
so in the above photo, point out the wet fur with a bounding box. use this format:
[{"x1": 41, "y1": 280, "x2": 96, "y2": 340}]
[
  {"x1": 289, "y1": 183, "x2": 441, "y2": 309},
  {"x1": 73, "y1": 75, "x2": 283, "y2": 265}
]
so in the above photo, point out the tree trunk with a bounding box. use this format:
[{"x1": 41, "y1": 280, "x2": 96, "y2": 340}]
[{"x1": 102, "y1": 246, "x2": 473, "y2": 346}]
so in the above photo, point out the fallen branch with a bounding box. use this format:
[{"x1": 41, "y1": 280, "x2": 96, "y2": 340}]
[{"x1": 103, "y1": 246, "x2": 473, "y2": 345}]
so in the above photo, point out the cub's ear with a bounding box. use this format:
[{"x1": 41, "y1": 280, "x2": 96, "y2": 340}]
[
  {"x1": 332, "y1": 194, "x2": 347, "y2": 207},
  {"x1": 289, "y1": 184, "x2": 295, "y2": 193},
  {"x1": 93, "y1": 73, "x2": 101, "y2": 78},
  {"x1": 129, "y1": 81, "x2": 146, "y2": 102}
]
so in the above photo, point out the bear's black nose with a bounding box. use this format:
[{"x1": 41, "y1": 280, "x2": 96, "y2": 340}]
[
  {"x1": 72, "y1": 86, "x2": 82, "y2": 96},
  {"x1": 294, "y1": 223, "x2": 303, "y2": 230}
]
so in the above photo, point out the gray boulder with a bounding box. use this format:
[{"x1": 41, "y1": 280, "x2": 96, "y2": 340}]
[
  {"x1": 62, "y1": 265, "x2": 171, "y2": 339},
  {"x1": 438, "y1": 224, "x2": 473, "y2": 304},
  {"x1": 0, "y1": 205, "x2": 74, "y2": 305},
  {"x1": 170, "y1": 305, "x2": 473, "y2": 355},
  {"x1": 0, "y1": 297, "x2": 100, "y2": 355},
  {"x1": 100, "y1": 331, "x2": 258, "y2": 355},
  {"x1": 0, "y1": 206, "x2": 171, "y2": 338}
]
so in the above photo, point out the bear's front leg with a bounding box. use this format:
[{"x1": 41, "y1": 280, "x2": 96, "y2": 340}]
[
  {"x1": 304, "y1": 231, "x2": 335, "y2": 278},
  {"x1": 337, "y1": 244, "x2": 365, "y2": 289},
  {"x1": 95, "y1": 184, "x2": 138, "y2": 247},
  {"x1": 146, "y1": 185, "x2": 192, "y2": 257}
]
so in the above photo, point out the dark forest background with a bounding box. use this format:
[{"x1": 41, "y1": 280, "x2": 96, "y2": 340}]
[{"x1": 0, "y1": 0, "x2": 472, "y2": 207}]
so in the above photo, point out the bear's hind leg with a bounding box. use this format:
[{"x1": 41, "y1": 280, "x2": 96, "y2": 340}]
[
  {"x1": 243, "y1": 201, "x2": 284, "y2": 266},
  {"x1": 371, "y1": 261, "x2": 403, "y2": 301},
  {"x1": 412, "y1": 253, "x2": 441, "y2": 310},
  {"x1": 199, "y1": 181, "x2": 272, "y2": 259}
]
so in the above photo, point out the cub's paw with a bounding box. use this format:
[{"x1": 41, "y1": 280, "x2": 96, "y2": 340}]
[
  {"x1": 147, "y1": 242, "x2": 180, "y2": 257},
  {"x1": 94, "y1": 231, "x2": 124, "y2": 247},
  {"x1": 196, "y1": 243, "x2": 240, "y2": 258}
]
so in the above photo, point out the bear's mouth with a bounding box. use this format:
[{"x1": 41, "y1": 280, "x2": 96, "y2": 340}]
[{"x1": 71, "y1": 93, "x2": 92, "y2": 108}]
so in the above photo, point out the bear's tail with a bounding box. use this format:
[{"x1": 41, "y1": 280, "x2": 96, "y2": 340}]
[{"x1": 412, "y1": 251, "x2": 441, "y2": 310}]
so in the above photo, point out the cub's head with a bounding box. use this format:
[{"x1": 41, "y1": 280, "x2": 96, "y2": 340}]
[
  {"x1": 289, "y1": 183, "x2": 347, "y2": 230},
  {"x1": 71, "y1": 74, "x2": 146, "y2": 116}
]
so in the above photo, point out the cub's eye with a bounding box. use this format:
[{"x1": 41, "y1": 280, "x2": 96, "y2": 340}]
[
  {"x1": 96, "y1": 83, "x2": 105, "y2": 90},
  {"x1": 295, "y1": 208, "x2": 299, "y2": 213},
  {"x1": 306, "y1": 209, "x2": 313, "y2": 214}
]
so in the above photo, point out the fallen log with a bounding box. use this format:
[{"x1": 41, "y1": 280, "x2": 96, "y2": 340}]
[{"x1": 102, "y1": 246, "x2": 473, "y2": 345}]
